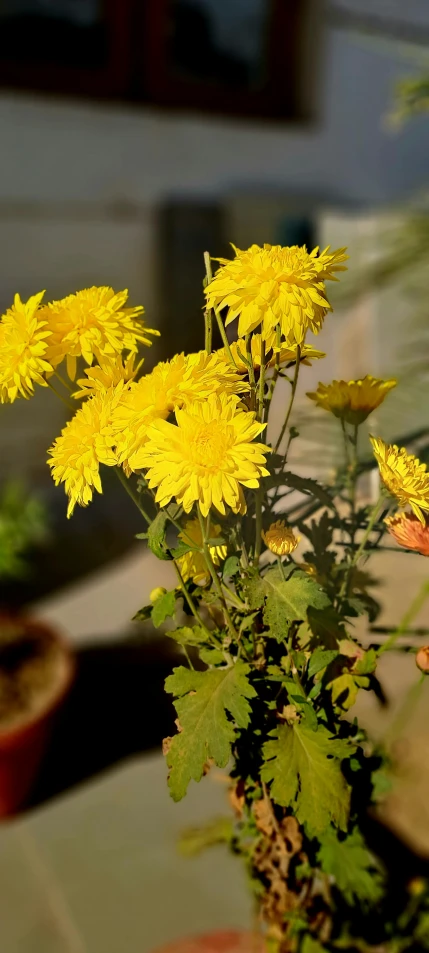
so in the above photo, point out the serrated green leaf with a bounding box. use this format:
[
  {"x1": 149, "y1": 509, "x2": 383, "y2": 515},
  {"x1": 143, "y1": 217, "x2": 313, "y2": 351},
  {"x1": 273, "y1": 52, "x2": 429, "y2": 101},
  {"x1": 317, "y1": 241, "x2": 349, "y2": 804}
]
[
  {"x1": 245, "y1": 573, "x2": 267, "y2": 609},
  {"x1": 223, "y1": 556, "x2": 240, "y2": 579},
  {"x1": 261, "y1": 722, "x2": 353, "y2": 835},
  {"x1": 307, "y1": 607, "x2": 346, "y2": 649},
  {"x1": 328, "y1": 673, "x2": 370, "y2": 710},
  {"x1": 170, "y1": 539, "x2": 193, "y2": 559},
  {"x1": 317, "y1": 828, "x2": 384, "y2": 905},
  {"x1": 307, "y1": 648, "x2": 339, "y2": 679},
  {"x1": 371, "y1": 767, "x2": 393, "y2": 802},
  {"x1": 147, "y1": 511, "x2": 172, "y2": 560},
  {"x1": 199, "y1": 646, "x2": 225, "y2": 665},
  {"x1": 280, "y1": 471, "x2": 334, "y2": 508},
  {"x1": 132, "y1": 604, "x2": 152, "y2": 621},
  {"x1": 165, "y1": 625, "x2": 207, "y2": 646},
  {"x1": 165, "y1": 662, "x2": 257, "y2": 801},
  {"x1": 262, "y1": 568, "x2": 331, "y2": 641},
  {"x1": 354, "y1": 648, "x2": 377, "y2": 675},
  {"x1": 151, "y1": 589, "x2": 176, "y2": 627}
]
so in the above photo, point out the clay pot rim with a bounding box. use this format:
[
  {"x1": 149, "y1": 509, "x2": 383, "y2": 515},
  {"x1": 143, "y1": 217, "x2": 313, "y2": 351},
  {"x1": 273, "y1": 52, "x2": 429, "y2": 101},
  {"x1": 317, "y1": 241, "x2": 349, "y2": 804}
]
[{"x1": 0, "y1": 614, "x2": 75, "y2": 747}]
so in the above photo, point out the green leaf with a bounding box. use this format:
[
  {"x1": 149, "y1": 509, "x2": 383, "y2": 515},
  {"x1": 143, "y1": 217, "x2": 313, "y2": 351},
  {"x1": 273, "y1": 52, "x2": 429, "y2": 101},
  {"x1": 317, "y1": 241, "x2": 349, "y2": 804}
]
[
  {"x1": 328, "y1": 673, "x2": 370, "y2": 710},
  {"x1": 262, "y1": 568, "x2": 331, "y2": 642},
  {"x1": 307, "y1": 648, "x2": 339, "y2": 679},
  {"x1": 302, "y1": 937, "x2": 329, "y2": 953},
  {"x1": 371, "y1": 767, "x2": 393, "y2": 802},
  {"x1": 132, "y1": 604, "x2": 152, "y2": 621},
  {"x1": 170, "y1": 538, "x2": 193, "y2": 559},
  {"x1": 317, "y1": 828, "x2": 384, "y2": 905},
  {"x1": 223, "y1": 556, "x2": 240, "y2": 579},
  {"x1": 354, "y1": 648, "x2": 377, "y2": 676},
  {"x1": 245, "y1": 573, "x2": 267, "y2": 609},
  {"x1": 261, "y1": 722, "x2": 353, "y2": 835},
  {"x1": 307, "y1": 607, "x2": 346, "y2": 649},
  {"x1": 199, "y1": 646, "x2": 225, "y2": 665},
  {"x1": 147, "y1": 511, "x2": 172, "y2": 561},
  {"x1": 151, "y1": 589, "x2": 176, "y2": 627},
  {"x1": 165, "y1": 625, "x2": 207, "y2": 646},
  {"x1": 165, "y1": 662, "x2": 257, "y2": 801},
  {"x1": 178, "y1": 816, "x2": 233, "y2": 856}
]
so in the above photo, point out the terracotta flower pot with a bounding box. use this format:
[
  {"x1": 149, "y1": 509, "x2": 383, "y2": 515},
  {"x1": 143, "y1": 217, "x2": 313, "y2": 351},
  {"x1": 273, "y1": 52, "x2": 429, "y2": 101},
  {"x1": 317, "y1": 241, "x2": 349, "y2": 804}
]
[
  {"x1": 0, "y1": 616, "x2": 74, "y2": 818},
  {"x1": 152, "y1": 931, "x2": 265, "y2": 953}
]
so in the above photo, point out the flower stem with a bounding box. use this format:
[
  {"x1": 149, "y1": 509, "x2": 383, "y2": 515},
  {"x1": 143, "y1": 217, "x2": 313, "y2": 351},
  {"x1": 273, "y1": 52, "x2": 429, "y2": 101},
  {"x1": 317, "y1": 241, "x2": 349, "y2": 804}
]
[
  {"x1": 257, "y1": 337, "x2": 266, "y2": 424},
  {"x1": 274, "y1": 345, "x2": 301, "y2": 454},
  {"x1": 47, "y1": 379, "x2": 76, "y2": 411},
  {"x1": 173, "y1": 560, "x2": 212, "y2": 639},
  {"x1": 378, "y1": 578, "x2": 429, "y2": 656},
  {"x1": 197, "y1": 507, "x2": 237, "y2": 638},
  {"x1": 264, "y1": 324, "x2": 281, "y2": 423},
  {"x1": 203, "y1": 251, "x2": 213, "y2": 354},
  {"x1": 338, "y1": 494, "x2": 385, "y2": 603},
  {"x1": 115, "y1": 467, "x2": 152, "y2": 524},
  {"x1": 214, "y1": 308, "x2": 239, "y2": 369}
]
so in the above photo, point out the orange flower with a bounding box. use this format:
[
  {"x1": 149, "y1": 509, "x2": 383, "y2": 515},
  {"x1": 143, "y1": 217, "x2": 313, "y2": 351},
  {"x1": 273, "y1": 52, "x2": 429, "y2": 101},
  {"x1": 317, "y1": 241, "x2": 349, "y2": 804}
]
[{"x1": 385, "y1": 511, "x2": 429, "y2": 556}]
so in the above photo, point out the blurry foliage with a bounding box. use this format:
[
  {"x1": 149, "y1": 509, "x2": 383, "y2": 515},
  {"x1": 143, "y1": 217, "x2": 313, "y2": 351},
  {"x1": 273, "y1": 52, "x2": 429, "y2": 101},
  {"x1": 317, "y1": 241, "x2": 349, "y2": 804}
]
[{"x1": 0, "y1": 482, "x2": 47, "y2": 581}]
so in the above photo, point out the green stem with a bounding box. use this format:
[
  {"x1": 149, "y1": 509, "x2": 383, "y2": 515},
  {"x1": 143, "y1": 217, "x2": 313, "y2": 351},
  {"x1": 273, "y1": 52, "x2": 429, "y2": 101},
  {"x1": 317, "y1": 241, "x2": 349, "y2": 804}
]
[
  {"x1": 254, "y1": 487, "x2": 263, "y2": 566},
  {"x1": 54, "y1": 370, "x2": 74, "y2": 393},
  {"x1": 257, "y1": 338, "x2": 266, "y2": 423},
  {"x1": 203, "y1": 251, "x2": 213, "y2": 353},
  {"x1": 173, "y1": 560, "x2": 212, "y2": 638},
  {"x1": 384, "y1": 672, "x2": 425, "y2": 749},
  {"x1": 264, "y1": 324, "x2": 281, "y2": 422},
  {"x1": 245, "y1": 334, "x2": 257, "y2": 412},
  {"x1": 338, "y1": 494, "x2": 385, "y2": 603},
  {"x1": 277, "y1": 555, "x2": 287, "y2": 581},
  {"x1": 214, "y1": 308, "x2": 239, "y2": 369},
  {"x1": 197, "y1": 507, "x2": 237, "y2": 638},
  {"x1": 378, "y1": 578, "x2": 429, "y2": 655},
  {"x1": 47, "y1": 379, "x2": 76, "y2": 411},
  {"x1": 115, "y1": 468, "x2": 153, "y2": 524},
  {"x1": 274, "y1": 344, "x2": 301, "y2": 454}
]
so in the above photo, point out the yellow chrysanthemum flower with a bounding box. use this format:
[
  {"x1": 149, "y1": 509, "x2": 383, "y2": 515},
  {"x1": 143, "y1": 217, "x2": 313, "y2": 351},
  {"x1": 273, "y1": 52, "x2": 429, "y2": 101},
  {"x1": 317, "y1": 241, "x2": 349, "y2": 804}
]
[
  {"x1": 262, "y1": 520, "x2": 300, "y2": 556},
  {"x1": 48, "y1": 387, "x2": 121, "y2": 517},
  {"x1": 177, "y1": 518, "x2": 227, "y2": 586},
  {"x1": 138, "y1": 393, "x2": 270, "y2": 517},
  {"x1": 370, "y1": 436, "x2": 429, "y2": 524},
  {"x1": 0, "y1": 291, "x2": 53, "y2": 403},
  {"x1": 112, "y1": 350, "x2": 247, "y2": 473},
  {"x1": 205, "y1": 243, "x2": 348, "y2": 344},
  {"x1": 219, "y1": 337, "x2": 325, "y2": 373},
  {"x1": 307, "y1": 376, "x2": 397, "y2": 425},
  {"x1": 42, "y1": 286, "x2": 158, "y2": 380},
  {"x1": 73, "y1": 353, "x2": 143, "y2": 399}
]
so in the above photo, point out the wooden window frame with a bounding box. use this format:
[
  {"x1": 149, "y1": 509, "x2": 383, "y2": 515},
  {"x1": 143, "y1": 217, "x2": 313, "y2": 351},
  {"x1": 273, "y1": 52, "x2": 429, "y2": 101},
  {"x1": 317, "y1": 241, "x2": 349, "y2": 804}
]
[
  {"x1": 138, "y1": 0, "x2": 307, "y2": 120},
  {"x1": 0, "y1": 0, "x2": 133, "y2": 99}
]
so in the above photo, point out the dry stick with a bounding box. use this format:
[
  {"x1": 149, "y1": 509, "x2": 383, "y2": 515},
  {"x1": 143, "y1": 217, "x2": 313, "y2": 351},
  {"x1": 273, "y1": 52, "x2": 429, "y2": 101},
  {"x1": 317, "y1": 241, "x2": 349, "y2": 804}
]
[
  {"x1": 203, "y1": 251, "x2": 213, "y2": 354},
  {"x1": 197, "y1": 506, "x2": 238, "y2": 638}
]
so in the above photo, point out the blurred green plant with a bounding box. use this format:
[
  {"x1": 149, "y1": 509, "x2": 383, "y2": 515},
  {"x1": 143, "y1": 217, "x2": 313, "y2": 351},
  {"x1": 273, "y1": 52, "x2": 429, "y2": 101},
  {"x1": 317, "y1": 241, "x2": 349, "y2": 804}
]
[{"x1": 0, "y1": 482, "x2": 47, "y2": 581}]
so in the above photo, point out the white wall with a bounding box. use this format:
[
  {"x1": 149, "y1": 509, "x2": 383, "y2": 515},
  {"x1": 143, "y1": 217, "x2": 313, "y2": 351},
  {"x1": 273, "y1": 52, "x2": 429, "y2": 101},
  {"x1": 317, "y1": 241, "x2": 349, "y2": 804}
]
[{"x1": 0, "y1": 23, "x2": 428, "y2": 479}]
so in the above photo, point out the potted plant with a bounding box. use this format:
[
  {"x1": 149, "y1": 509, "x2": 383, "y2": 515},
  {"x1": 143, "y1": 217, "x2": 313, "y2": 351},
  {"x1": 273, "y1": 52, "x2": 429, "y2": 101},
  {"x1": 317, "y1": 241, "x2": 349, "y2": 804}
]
[
  {"x1": 1, "y1": 259, "x2": 429, "y2": 947},
  {"x1": 0, "y1": 482, "x2": 74, "y2": 816}
]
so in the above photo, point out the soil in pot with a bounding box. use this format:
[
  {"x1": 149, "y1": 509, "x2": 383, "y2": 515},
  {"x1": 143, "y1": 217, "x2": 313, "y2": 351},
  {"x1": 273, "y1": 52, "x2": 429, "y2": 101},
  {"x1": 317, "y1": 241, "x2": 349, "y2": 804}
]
[{"x1": 0, "y1": 618, "x2": 70, "y2": 734}]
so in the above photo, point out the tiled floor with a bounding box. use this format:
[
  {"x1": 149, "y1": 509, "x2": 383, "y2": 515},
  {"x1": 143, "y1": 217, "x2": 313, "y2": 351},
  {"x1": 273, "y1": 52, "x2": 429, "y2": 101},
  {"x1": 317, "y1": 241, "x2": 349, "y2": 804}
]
[
  {"x1": 2, "y1": 543, "x2": 429, "y2": 951},
  {"x1": 0, "y1": 756, "x2": 252, "y2": 953}
]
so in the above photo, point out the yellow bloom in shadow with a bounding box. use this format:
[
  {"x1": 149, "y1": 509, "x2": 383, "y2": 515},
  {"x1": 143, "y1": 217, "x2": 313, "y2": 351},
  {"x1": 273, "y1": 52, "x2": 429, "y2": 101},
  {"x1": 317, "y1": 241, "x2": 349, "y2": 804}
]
[
  {"x1": 371, "y1": 436, "x2": 429, "y2": 524},
  {"x1": 177, "y1": 518, "x2": 227, "y2": 586},
  {"x1": 307, "y1": 376, "x2": 396, "y2": 425},
  {"x1": 218, "y1": 336, "x2": 325, "y2": 372},
  {"x1": 262, "y1": 520, "x2": 300, "y2": 556},
  {"x1": 0, "y1": 291, "x2": 53, "y2": 402},
  {"x1": 205, "y1": 243, "x2": 348, "y2": 343},
  {"x1": 48, "y1": 387, "x2": 121, "y2": 517},
  {"x1": 138, "y1": 393, "x2": 270, "y2": 517}
]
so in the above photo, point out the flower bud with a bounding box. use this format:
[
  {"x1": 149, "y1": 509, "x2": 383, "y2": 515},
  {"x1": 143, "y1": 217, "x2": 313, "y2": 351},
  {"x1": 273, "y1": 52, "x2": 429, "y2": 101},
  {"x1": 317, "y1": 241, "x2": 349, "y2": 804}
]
[
  {"x1": 416, "y1": 646, "x2": 429, "y2": 674},
  {"x1": 150, "y1": 586, "x2": 167, "y2": 603},
  {"x1": 262, "y1": 520, "x2": 300, "y2": 556}
]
